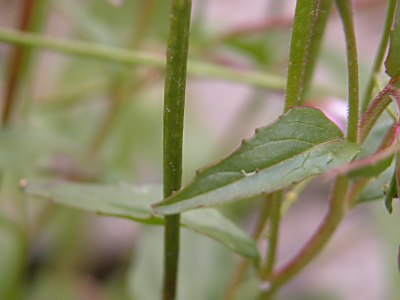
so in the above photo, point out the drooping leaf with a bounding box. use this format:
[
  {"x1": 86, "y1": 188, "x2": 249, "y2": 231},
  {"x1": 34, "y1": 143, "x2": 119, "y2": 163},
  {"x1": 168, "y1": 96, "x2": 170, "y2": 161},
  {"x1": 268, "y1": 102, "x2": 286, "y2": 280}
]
[
  {"x1": 24, "y1": 182, "x2": 259, "y2": 263},
  {"x1": 385, "y1": 1, "x2": 400, "y2": 78},
  {"x1": 154, "y1": 107, "x2": 360, "y2": 215}
]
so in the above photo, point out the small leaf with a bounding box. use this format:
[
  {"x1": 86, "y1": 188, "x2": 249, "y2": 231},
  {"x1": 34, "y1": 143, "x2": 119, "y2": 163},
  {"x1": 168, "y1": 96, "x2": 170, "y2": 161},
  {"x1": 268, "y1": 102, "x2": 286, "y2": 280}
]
[
  {"x1": 385, "y1": 2, "x2": 400, "y2": 78},
  {"x1": 154, "y1": 107, "x2": 360, "y2": 215},
  {"x1": 356, "y1": 162, "x2": 394, "y2": 203},
  {"x1": 384, "y1": 169, "x2": 397, "y2": 213},
  {"x1": 24, "y1": 182, "x2": 259, "y2": 262}
]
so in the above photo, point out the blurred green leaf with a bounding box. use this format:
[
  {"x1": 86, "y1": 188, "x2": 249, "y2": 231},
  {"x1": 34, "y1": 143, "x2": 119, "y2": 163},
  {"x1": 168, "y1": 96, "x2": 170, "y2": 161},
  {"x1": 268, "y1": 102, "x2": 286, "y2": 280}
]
[
  {"x1": 385, "y1": 2, "x2": 400, "y2": 78},
  {"x1": 25, "y1": 182, "x2": 259, "y2": 262},
  {"x1": 0, "y1": 128, "x2": 75, "y2": 172},
  {"x1": 0, "y1": 217, "x2": 26, "y2": 300},
  {"x1": 154, "y1": 107, "x2": 360, "y2": 215}
]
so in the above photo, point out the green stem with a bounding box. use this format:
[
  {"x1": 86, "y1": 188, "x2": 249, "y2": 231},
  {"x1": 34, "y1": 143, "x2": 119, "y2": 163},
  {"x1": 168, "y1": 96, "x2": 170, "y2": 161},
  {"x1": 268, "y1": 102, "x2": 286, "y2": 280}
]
[
  {"x1": 264, "y1": 176, "x2": 349, "y2": 294},
  {"x1": 361, "y1": 0, "x2": 397, "y2": 113},
  {"x1": 284, "y1": 0, "x2": 320, "y2": 110},
  {"x1": 224, "y1": 195, "x2": 273, "y2": 300},
  {"x1": 302, "y1": 0, "x2": 333, "y2": 99},
  {"x1": 0, "y1": 28, "x2": 285, "y2": 91},
  {"x1": 336, "y1": 0, "x2": 360, "y2": 143},
  {"x1": 262, "y1": 192, "x2": 282, "y2": 278},
  {"x1": 162, "y1": 1, "x2": 192, "y2": 299}
]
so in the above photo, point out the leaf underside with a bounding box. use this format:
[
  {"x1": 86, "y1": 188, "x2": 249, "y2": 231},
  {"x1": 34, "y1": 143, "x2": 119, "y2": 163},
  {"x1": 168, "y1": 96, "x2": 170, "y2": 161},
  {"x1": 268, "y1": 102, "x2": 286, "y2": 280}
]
[
  {"x1": 155, "y1": 107, "x2": 360, "y2": 215},
  {"x1": 25, "y1": 182, "x2": 259, "y2": 263}
]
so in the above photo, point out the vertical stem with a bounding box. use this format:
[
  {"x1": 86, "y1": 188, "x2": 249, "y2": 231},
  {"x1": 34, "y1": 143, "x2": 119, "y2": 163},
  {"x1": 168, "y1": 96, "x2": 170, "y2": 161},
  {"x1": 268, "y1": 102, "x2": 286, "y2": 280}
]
[
  {"x1": 263, "y1": 192, "x2": 282, "y2": 278},
  {"x1": 264, "y1": 176, "x2": 349, "y2": 294},
  {"x1": 261, "y1": 1, "x2": 360, "y2": 295},
  {"x1": 361, "y1": 0, "x2": 397, "y2": 113},
  {"x1": 284, "y1": 0, "x2": 319, "y2": 110},
  {"x1": 224, "y1": 195, "x2": 273, "y2": 300},
  {"x1": 2, "y1": 0, "x2": 36, "y2": 126},
  {"x1": 336, "y1": 0, "x2": 360, "y2": 143},
  {"x1": 162, "y1": 1, "x2": 192, "y2": 299}
]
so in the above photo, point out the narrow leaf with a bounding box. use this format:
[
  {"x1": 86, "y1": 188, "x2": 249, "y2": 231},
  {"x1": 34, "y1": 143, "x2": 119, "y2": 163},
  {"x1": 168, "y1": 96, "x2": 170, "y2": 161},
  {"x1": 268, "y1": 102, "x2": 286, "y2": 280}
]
[
  {"x1": 356, "y1": 162, "x2": 394, "y2": 203},
  {"x1": 154, "y1": 107, "x2": 360, "y2": 215},
  {"x1": 24, "y1": 182, "x2": 259, "y2": 262},
  {"x1": 385, "y1": 1, "x2": 400, "y2": 79},
  {"x1": 384, "y1": 168, "x2": 397, "y2": 213}
]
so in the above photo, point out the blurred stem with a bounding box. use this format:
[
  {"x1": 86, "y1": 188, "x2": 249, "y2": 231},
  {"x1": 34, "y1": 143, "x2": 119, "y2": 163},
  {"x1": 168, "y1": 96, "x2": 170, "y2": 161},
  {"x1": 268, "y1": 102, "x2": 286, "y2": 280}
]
[
  {"x1": 162, "y1": 0, "x2": 192, "y2": 299},
  {"x1": 88, "y1": 0, "x2": 158, "y2": 155},
  {"x1": 130, "y1": 0, "x2": 158, "y2": 47},
  {"x1": 2, "y1": 0, "x2": 36, "y2": 126},
  {"x1": 0, "y1": 29, "x2": 286, "y2": 90},
  {"x1": 336, "y1": 0, "x2": 360, "y2": 143},
  {"x1": 361, "y1": 0, "x2": 397, "y2": 113}
]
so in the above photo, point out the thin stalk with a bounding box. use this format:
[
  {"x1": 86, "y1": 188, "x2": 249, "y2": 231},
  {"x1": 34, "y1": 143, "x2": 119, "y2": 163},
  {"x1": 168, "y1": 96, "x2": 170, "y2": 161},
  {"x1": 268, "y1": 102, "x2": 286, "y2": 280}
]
[
  {"x1": 284, "y1": 0, "x2": 320, "y2": 110},
  {"x1": 162, "y1": 1, "x2": 192, "y2": 299},
  {"x1": 263, "y1": 177, "x2": 349, "y2": 295},
  {"x1": 358, "y1": 78, "x2": 399, "y2": 144},
  {"x1": 336, "y1": 0, "x2": 360, "y2": 143},
  {"x1": 88, "y1": 0, "x2": 158, "y2": 155},
  {"x1": 302, "y1": 0, "x2": 333, "y2": 99},
  {"x1": 130, "y1": 0, "x2": 158, "y2": 47},
  {"x1": 224, "y1": 196, "x2": 274, "y2": 300},
  {"x1": 2, "y1": 0, "x2": 36, "y2": 126},
  {"x1": 361, "y1": 0, "x2": 397, "y2": 113},
  {"x1": 262, "y1": 192, "x2": 282, "y2": 278},
  {"x1": 260, "y1": 1, "x2": 360, "y2": 295},
  {"x1": 0, "y1": 29, "x2": 286, "y2": 90}
]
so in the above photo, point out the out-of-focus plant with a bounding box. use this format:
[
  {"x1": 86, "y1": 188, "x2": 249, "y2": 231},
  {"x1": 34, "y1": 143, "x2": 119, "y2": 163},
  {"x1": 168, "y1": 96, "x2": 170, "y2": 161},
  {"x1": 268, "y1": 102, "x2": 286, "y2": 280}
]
[{"x1": 0, "y1": 0, "x2": 399, "y2": 299}]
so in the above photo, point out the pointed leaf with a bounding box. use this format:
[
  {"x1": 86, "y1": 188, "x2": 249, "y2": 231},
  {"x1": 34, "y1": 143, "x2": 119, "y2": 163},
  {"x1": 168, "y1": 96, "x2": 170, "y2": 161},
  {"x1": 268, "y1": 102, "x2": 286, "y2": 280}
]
[
  {"x1": 356, "y1": 162, "x2": 394, "y2": 203},
  {"x1": 24, "y1": 182, "x2": 259, "y2": 262},
  {"x1": 385, "y1": 2, "x2": 400, "y2": 78},
  {"x1": 154, "y1": 107, "x2": 360, "y2": 215},
  {"x1": 384, "y1": 170, "x2": 397, "y2": 213}
]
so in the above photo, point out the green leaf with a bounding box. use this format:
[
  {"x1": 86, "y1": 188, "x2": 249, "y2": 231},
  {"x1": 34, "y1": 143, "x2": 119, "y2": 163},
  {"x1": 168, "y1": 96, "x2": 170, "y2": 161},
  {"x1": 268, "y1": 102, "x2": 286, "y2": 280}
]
[
  {"x1": 0, "y1": 128, "x2": 74, "y2": 172},
  {"x1": 154, "y1": 107, "x2": 360, "y2": 215},
  {"x1": 385, "y1": 2, "x2": 400, "y2": 78},
  {"x1": 384, "y1": 168, "x2": 397, "y2": 213},
  {"x1": 24, "y1": 182, "x2": 259, "y2": 263},
  {"x1": 356, "y1": 162, "x2": 394, "y2": 203}
]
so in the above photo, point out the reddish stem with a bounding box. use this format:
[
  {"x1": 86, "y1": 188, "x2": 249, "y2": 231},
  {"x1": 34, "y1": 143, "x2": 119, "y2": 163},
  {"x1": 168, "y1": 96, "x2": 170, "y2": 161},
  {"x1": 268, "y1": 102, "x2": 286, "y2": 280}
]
[{"x1": 2, "y1": 0, "x2": 36, "y2": 126}]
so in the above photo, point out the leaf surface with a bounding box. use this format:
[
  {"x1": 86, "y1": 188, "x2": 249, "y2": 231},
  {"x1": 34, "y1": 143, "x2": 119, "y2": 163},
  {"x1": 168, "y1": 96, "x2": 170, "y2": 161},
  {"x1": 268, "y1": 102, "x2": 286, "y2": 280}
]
[
  {"x1": 24, "y1": 182, "x2": 259, "y2": 263},
  {"x1": 385, "y1": 2, "x2": 400, "y2": 78},
  {"x1": 154, "y1": 107, "x2": 360, "y2": 215}
]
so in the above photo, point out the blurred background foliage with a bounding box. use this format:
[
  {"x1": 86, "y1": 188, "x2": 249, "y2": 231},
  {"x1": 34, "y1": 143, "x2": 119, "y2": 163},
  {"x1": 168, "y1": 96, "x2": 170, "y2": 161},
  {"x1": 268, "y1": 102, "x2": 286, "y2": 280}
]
[{"x1": 0, "y1": 0, "x2": 399, "y2": 299}]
